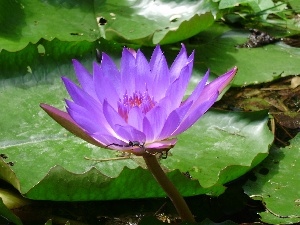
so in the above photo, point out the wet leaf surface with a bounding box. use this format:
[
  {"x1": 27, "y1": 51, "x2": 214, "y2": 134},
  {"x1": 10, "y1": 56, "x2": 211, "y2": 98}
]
[{"x1": 244, "y1": 134, "x2": 300, "y2": 224}]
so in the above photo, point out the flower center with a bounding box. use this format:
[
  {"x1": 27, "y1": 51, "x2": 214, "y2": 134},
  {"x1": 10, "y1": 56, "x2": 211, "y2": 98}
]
[{"x1": 118, "y1": 90, "x2": 156, "y2": 122}]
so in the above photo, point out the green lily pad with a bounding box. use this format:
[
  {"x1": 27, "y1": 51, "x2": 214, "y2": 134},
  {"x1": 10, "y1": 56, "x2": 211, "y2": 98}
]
[
  {"x1": 187, "y1": 23, "x2": 300, "y2": 86},
  {"x1": 0, "y1": 65, "x2": 273, "y2": 200},
  {"x1": 162, "y1": 109, "x2": 273, "y2": 196},
  {"x1": 3, "y1": 22, "x2": 300, "y2": 90},
  {"x1": 0, "y1": 37, "x2": 274, "y2": 201},
  {"x1": 0, "y1": 0, "x2": 99, "y2": 52},
  {"x1": 95, "y1": 0, "x2": 216, "y2": 45},
  {"x1": 243, "y1": 134, "x2": 300, "y2": 224},
  {"x1": 1, "y1": 0, "x2": 217, "y2": 52},
  {"x1": 289, "y1": 0, "x2": 300, "y2": 11}
]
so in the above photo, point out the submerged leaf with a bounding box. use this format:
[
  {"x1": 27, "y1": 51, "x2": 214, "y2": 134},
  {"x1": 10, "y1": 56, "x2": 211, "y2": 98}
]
[{"x1": 0, "y1": 197, "x2": 22, "y2": 225}]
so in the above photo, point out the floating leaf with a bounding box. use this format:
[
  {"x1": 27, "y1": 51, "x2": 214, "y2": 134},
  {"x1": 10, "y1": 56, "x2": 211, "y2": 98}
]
[
  {"x1": 95, "y1": 0, "x2": 216, "y2": 45},
  {"x1": 0, "y1": 0, "x2": 99, "y2": 52},
  {"x1": 162, "y1": 109, "x2": 273, "y2": 196},
  {"x1": 0, "y1": 69, "x2": 273, "y2": 200},
  {"x1": 244, "y1": 133, "x2": 300, "y2": 224},
  {"x1": 188, "y1": 23, "x2": 300, "y2": 86},
  {"x1": 0, "y1": 39, "x2": 273, "y2": 201}
]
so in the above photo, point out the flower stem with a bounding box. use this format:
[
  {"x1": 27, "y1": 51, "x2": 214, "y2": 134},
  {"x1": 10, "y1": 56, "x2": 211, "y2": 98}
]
[{"x1": 142, "y1": 154, "x2": 195, "y2": 223}]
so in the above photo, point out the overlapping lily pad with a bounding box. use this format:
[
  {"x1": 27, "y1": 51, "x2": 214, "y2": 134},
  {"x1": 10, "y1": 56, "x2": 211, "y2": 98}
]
[
  {"x1": 0, "y1": 64, "x2": 273, "y2": 200},
  {"x1": 0, "y1": 0, "x2": 99, "y2": 52},
  {"x1": 187, "y1": 23, "x2": 300, "y2": 87},
  {"x1": 95, "y1": 0, "x2": 216, "y2": 45},
  {"x1": 0, "y1": 0, "x2": 217, "y2": 53},
  {"x1": 244, "y1": 133, "x2": 300, "y2": 224},
  {"x1": 162, "y1": 109, "x2": 273, "y2": 196}
]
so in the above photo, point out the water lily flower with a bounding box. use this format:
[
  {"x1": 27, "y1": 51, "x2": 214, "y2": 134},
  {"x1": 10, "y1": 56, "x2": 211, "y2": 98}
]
[{"x1": 40, "y1": 45, "x2": 237, "y2": 156}]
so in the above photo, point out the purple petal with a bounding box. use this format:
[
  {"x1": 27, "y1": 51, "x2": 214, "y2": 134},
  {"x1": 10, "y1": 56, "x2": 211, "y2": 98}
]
[
  {"x1": 159, "y1": 100, "x2": 193, "y2": 140},
  {"x1": 62, "y1": 77, "x2": 102, "y2": 112},
  {"x1": 145, "y1": 106, "x2": 167, "y2": 140},
  {"x1": 187, "y1": 51, "x2": 194, "y2": 69},
  {"x1": 155, "y1": 97, "x2": 172, "y2": 115},
  {"x1": 169, "y1": 44, "x2": 190, "y2": 83},
  {"x1": 135, "y1": 50, "x2": 152, "y2": 94},
  {"x1": 143, "y1": 117, "x2": 154, "y2": 142},
  {"x1": 114, "y1": 125, "x2": 146, "y2": 143},
  {"x1": 149, "y1": 45, "x2": 170, "y2": 100},
  {"x1": 171, "y1": 92, "x2": 219, "y2": 136},
  {"x1": 93, "y1": 63, "x2": 120, "y2": 109},
  {"x1": 120, "y1": 48, "x2": 136, "y2": 95},
  {"x1": 164, "y1": 63, "x2": 192, "y2": 109},
  {"x1": 62, "y1": 77, "x2": 108, "y2": 127},
  {"x1": 72, "y1": 60, "x2": 96, "y2": 99},
  {"x1": 149, "y1": 45, "x2": 163, "y2": 70},
  {"x1": 127, "y1": 107, "x2": 143, "y2": 131},
  {"x1": 40, "y1": 103, "x2": 105, "y2": 147},
  {"x1": 91, "y1": 132, "x2": 126, "y2": 148},
  {"x1": 191, "y1": 67, "x2": 237, "y2": 111},
  {"x1": 100, "y1": 53, "x2": 122, "y2": 95},
  {"x1": 212, "y1": 67, "x2": 238, "y2": 93},
  {"x1": 171, "y1": 67, "x2": 237, "y2": 136},
  {"x1": 65, "y1": 100, "x2": 105, "y2": 134},
  {"x1": 159, "y1": 111, "x2": 180, "y2": 141},
  {"x1": 183, "y1": 69, "x2": 210, "y2": 106},
  {"x1": 102, "y1": 100, "x2": 127, "y2": 129},
  {"x1": 180, "y1": 67, "x2": 237, "y2": 119}
]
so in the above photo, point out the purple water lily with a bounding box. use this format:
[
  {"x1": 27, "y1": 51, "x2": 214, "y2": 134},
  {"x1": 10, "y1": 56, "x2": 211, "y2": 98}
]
[{"x1": 41, "y1": 45, "x2": 237, "y2": 156}]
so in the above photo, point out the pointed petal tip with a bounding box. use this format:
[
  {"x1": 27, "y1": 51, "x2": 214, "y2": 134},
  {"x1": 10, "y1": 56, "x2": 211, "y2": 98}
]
[
  {"x1": 72, "y1": 59, "x2": 82, "y2": 68},
  {"x1": 180, "y1": 43, "x2": 186, "y2": 51},
  {"x1": 228, "y1": 66, "x2": 238, "y2": 80},
  {"x1": 153, "y1": 44, "x2": 162, "y2": 54},
  {"x1": 230, "y1": 66, "x2": 238, "y2": 75},
  {"x1": 218, "y1": 66, "x2": 238, "y2": 92},
  {"x1": 223, "y1": 66, "x2": 238, "y2": 80},
  {"x1": 40, "y1": 103, "x2": 55, "y2": 112},
  {"x1": 124, "y1": 47, "x2": 137, "y2": 58},
  {"x1": 232, "y1": 66, "x2": 238, "y2": 74},
  {"x1": 61, "y1": 76, "x2": 69, "y2": 83},
  {"x1": 188, "y1": 50, "x2": 195, "y2": 60}
]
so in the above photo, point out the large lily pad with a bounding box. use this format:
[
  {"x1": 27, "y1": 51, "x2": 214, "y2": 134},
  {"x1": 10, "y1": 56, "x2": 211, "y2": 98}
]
[
  {"x1": 162, "y1": 109, "x2": 273, "y2": 196},
  {"x1": 186, "y1": 23, "x2": 300, "y2": 87},
  {"x1": 95, "y1": 0, "x2": 216, "y2": 45},
  {"x1": 0, "y1": 36, "x2": 274, "y2": 201},
  {"x1": 0, "y1": 66, "x2": 273, "y2": 200},
  {"x1": 244, "y1": 133, "x2": 300, "y2": 224},
  {"x1": 0, "y1": 0, "x2": 99, "y2": 52},
  {"x1": 0, "y1": 0, "x2": 217, "y2": 53}
]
